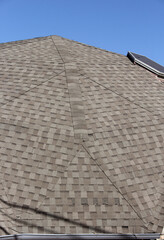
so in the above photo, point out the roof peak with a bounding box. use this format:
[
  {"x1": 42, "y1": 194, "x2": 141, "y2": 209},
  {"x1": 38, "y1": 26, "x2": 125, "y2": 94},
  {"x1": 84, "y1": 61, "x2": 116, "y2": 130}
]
[{"x1": 0, "y1": 35, "x2": 125, "y2": 58}]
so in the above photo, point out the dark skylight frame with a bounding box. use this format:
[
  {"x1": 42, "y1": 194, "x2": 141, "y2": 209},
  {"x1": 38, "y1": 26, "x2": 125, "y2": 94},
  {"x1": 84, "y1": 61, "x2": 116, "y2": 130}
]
[{"x1": 127, "y1": 52, "x2": 164, "y2": 78}]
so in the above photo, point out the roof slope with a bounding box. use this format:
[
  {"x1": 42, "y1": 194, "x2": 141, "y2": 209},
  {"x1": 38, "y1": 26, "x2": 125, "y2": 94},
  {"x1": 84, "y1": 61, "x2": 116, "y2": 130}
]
[{"x1": 0, "y1": 35, "x2": 163, "y2": 235}]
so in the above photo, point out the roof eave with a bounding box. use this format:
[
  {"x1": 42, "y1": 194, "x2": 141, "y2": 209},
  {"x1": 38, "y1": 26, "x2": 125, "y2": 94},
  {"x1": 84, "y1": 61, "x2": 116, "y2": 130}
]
[{"x1": 0, "y1": 234, "x2": 161, "y2": 240}]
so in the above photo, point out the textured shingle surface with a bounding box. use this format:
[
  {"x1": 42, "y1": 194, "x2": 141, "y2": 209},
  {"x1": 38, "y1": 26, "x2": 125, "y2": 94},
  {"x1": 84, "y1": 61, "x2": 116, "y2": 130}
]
[{"x1": 0, "y1": 35, "x2": 163, "y2": 235}]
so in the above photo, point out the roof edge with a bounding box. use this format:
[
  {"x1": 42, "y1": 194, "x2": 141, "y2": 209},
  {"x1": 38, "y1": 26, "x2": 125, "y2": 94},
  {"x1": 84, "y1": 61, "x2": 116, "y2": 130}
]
[
  {"x1": 0, "y1": 35, "x2": 53, "y2": 48},
  {"x1": 0, "y1": 35, "x2": 125, "y2": 58},
  {"x1": 0, "y1": 234, "x2": 161, "y2": 240}
]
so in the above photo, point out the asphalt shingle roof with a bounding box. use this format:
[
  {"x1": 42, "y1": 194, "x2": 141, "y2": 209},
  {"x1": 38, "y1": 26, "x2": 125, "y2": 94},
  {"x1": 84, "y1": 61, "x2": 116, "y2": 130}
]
[{"x1": 0, "y1": 35, "x2": 163, "y2": 235}]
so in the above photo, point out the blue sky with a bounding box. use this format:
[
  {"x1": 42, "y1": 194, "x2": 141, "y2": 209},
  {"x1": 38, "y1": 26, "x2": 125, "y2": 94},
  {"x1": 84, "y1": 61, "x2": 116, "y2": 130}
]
[{"x1": 0, "y1": 0, "x2": 164, "y2": 65}]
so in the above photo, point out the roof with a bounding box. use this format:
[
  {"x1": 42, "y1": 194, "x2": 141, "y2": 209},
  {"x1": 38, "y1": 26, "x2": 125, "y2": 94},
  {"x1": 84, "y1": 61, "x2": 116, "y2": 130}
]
[{"x1": 0, "y1": 35, "x2": 163, "y2": 235}]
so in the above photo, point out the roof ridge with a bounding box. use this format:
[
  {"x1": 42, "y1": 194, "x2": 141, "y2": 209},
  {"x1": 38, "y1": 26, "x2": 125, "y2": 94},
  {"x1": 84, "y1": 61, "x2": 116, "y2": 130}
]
[{"x1": 77, "y1": 67, "x2": 164, "y2": 122}]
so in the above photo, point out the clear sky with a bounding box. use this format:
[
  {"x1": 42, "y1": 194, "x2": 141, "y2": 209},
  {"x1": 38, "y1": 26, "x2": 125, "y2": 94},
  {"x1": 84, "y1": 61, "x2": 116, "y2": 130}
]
[{"x1": 0, "y1": 0, "x2": 164, "y2": 65}]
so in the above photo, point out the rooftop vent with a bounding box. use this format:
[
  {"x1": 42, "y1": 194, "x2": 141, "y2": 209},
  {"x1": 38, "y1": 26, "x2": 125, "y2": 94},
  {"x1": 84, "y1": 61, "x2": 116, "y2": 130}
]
[{"x1": 127, "y1": 51, "x2": 164, "y2": 78}]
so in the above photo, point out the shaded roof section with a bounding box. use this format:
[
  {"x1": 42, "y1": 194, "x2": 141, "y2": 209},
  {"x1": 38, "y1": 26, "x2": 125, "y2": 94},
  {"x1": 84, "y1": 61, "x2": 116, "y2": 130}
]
[
  {"x1": 0, "y1": 35, "x2": 163, "y2": 235},
  {"x1": 127, "y1": 51, "x2": 164, "y2": 78}
]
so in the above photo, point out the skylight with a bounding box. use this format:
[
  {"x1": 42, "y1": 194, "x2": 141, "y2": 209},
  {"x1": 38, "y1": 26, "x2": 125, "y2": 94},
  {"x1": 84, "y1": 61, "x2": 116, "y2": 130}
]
[{"x1": 127, "y1": 51, "x2": 164, "y2": 78}]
